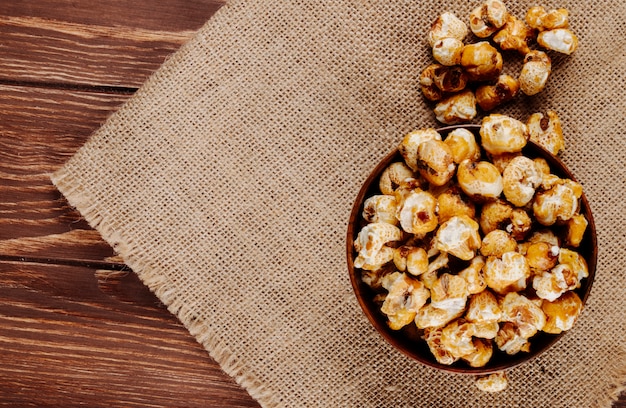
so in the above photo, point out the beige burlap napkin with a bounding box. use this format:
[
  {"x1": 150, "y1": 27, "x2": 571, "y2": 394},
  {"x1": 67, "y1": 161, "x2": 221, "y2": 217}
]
[{"x1": 51, "y1": 0, "x2": 625, "y2": 406}]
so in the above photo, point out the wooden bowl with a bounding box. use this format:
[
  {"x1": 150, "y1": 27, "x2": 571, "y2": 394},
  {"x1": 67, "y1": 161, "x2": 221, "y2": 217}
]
[{"x1": 346, "y1": 124, "x2": 597, "y2": 374}]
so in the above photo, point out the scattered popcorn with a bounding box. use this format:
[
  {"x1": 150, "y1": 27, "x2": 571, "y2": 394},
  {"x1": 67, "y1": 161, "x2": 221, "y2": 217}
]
[
  {"x1": 428, "y1": 12, "x2": 468, "y2": 47},
  {"x1": 475, "y1": 74, "x2": 520, "y2": 111},
  {"x1": 519, "y1": 50, "x2": 552, "y2": 96},
  {"x1": 469, "y1": 0, "x2": 509, "y2": 38},
  {"x1": 419, "y1": 2, "x2": 579, "y2": 124},
  {"x1": 460, "y1": 42, "x2": 503, "y2": 82},
  {"x1": 475, "y1": 371, "x2": 508, "y2": 392},
  {"x1": 432, "y1": 38, "x2": 465, "y2": 66},
  {"x1": 493, "y1": 15, "x2": 536, "y2": 55},
  {"x1": 537, "y1": 28, "x2": 579, "y2": 55},
  {"x1": 433, "y1": 89, "x2": 477, "y2": 125},
  {"x1": 526, "y1": 110, "x2": 564, "y2": 155}
]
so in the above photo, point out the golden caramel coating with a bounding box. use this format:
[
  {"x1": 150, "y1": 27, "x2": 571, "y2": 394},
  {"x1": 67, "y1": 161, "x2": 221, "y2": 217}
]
[
  {"x1": 443, "y1": 128, "x2": 481, "y2": 164},
  {"x1": 502, "y1": 155, "x2": 544, "y2": 207},
  {"x1": 466, "y1": 289, "x2": 502, "y2": 322},
  {"x1": 397, "y1": 190, "x2": 439, "y2": 235},
  {"x1": 526, "y1": 6, "x2": 569, "y2": 31},
  {"x1": 476, "y1": 74, "x2": 520, "y2": 111},
  {"x1": 381, "y1": 273, "x2": 430, "y2": 330},
  {"x1": 354, "y1": 246, "x2": 395, "y2": 271},
  {"x1": 463, "y1": 338, "x2": 494, "y2": 368},
  {"x1": 469, "y1": 0, "x2": 509, "y2": 38},
  {"x1": 488, "y1": 151, "x2": 521, "y2": 174},
  {"x1": 360, "y1": 267, "x2": 394, "y2": 290},
  {"x1": 420, "y1": 252, "x2": 449, "y2": 289},
  {"x1": 457, "y1": 159, "x2": 503, "y2": 199},
  {"x1": 415, "y1": 303, "x2": 465, "y2": 329},
  {"x1": 495, "y1": 322, "x2": 530, "y2": 355},
  {"x1": 525, "y1": 241, "x2": 559, "y2": 272},
  {"x1": 527, "y1": 110, "x2": 564, "y2": 155},
  {"x1": 458, "y1": 256, "x2": 487, "y2": 295},
  {"x1": 541, "y1": 290, "x2": 583, "y2": 334},
  {"x1": 559, "y1": 248, "x2": 589, "y2": 282},
  {"x1": 479, "y1": 199, "x2": 513, "y2": 235},
  {"x1": 480, "y1": 114, "x2": 529, "y2": 155},
  {"x1": 469, "y1": 320, "x2": 500, "y2": 339},
  {"x1": 480, "y1": 229, "x2": 517, "y2": 257},
  {"x1": 432, "y1": 38, "x2": 465, "y2": 66},
  {"x1": 475, "y1": 371, "x2": 508, "y2": 392},
  {"x1": 533, "y1": 157, "x2": 551, "y2": 176},
  {"x1": 499, "y1": 292, "x2": 546, "y2": 338},
  {"x1": 399, "y1": 128, "x2": 442, "y2": 171},
  {"x1": 379, "y1": 161, "x2": 417, "y2": 195},
  {"x1": 433, "y1": 65, "x2": 469, "y2": 93},
  {"x1": 430, "y1": 273, "x2": 470, "y2": 311},
  {"x1": 484, "y1": 251, "x2": 530, "y2": 295},
  {"x1": 436, "y1": 215, "x2": 482, "y2": 261},
  {"x1": 363, "y1": 195, "x2": 398, "y2": 225},
  {"x1": 393, "y1": 245, "x2": 429, "y2": 277},
  {"x1": 519, "y1": 50, "x2": 552, "y2": 96},
  {"x1": 416, "y1": 140, "x2": 456, "y2": 186},
  {"x1": 420, "y1": 64, "x2": 445, "y2": 102},
  {"x1": 493, "y1": 15, "x2": 536, "y2": 55},
  {"x1": 508, "y1": 208, "x2": 533, "y2": 241},
  {"x1": 441, "y1": 318, "x2": 477, "y2": 358},
  {"x1": 460, "y1": 42, "x2": 503, "y2": 82},
  {"x1": 423, "y1": 327, "x2": 458, "y2": 365},
  {"x1": 538, "y1": 28, "x2": 579, "y2": 55},
  {"x1": 532, "y1": 183, "x2": 579, "y2": 226},
  {"x1": 436, "y1": 187, "x2": 476, "y2": 224},
  {"x1": 533, "y1": 263, "x2": 579, "y2": 301},
  {"x1": 434, "y1": 90, "x2": 477, "y2": 125},
  {"x1": 528, "y1": 228, "x2": 561, "y2": 247},
  {"x1": 428, "y1": 11, "x2": 469, "y2": 47},
  {"x1": 354, "y1": 222, "x2": 402, "y2": 267}
]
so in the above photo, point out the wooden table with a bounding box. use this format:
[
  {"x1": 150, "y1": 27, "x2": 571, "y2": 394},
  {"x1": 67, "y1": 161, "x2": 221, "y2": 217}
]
[{"x1": 0, "y1": 1, "x2": 623, "y2": 406}]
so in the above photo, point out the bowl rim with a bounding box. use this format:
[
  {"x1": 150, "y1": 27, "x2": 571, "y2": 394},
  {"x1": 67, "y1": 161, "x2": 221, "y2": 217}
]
[{"x1": 346, "y1": 124, "x2": 598, "y2": 374}]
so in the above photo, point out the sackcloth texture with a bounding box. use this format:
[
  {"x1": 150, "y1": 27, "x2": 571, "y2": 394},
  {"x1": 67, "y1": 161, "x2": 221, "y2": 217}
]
[{"x1": 51, "y1": 0, "x2": 625, "y2": 407}]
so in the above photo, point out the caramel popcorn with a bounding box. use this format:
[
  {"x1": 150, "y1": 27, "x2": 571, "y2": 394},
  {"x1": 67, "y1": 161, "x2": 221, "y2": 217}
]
[
  {"x1": 418, "y1": 2, "x2": 579, "y2": 124},
  {"x1": 353, "y1": 1, "x2": 589, "y2": 383},
  {"x1": 352, "y1": 117, "x2": 590, "y2": 376}
]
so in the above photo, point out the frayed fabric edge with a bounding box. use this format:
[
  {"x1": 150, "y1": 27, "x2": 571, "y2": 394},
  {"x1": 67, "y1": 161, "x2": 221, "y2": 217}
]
[{"x1": 50, "y1": 167, "x2": 281, "y2": 408}]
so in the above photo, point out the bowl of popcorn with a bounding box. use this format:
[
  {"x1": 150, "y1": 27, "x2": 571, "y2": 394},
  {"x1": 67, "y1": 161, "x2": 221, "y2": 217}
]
[{"x1": 346, "y1": 114, "x2": 597, "y2": 379}]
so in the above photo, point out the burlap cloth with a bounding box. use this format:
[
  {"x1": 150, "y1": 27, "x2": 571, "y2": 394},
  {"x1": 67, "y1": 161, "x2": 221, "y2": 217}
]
[{"x1": 51, "y1": 1, "x2": 625, "y2": 406}]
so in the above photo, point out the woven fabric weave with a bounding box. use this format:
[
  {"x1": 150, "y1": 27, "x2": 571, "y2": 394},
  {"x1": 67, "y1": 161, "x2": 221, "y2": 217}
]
[{"x1": 51, "y1": 1, "x2": 626, "y2": 406}]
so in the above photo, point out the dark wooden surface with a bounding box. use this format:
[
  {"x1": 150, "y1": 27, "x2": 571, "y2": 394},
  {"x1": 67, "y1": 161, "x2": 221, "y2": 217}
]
[{"x1": 0, "y1": 1, "x2": 622, "y2": 406}]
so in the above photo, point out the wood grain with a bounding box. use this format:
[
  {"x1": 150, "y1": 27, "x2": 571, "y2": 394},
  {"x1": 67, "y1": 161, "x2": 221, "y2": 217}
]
[
  {"x1": 0, "y1": 0, "x2": 225, "y2": 88},
  {"x1": 0, "y1": 261, "x2": 259, "y2": 407},
  {"x1": 0, "y1": 85, "x2": 127, "y2": 263}
]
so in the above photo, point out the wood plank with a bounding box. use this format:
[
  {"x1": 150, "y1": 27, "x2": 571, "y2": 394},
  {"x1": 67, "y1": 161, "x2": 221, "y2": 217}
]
[
  {"x1": 0, "y1": 0, "x2": 224, "y2": 88},
  {"x1": 0, "y1": 260, "x2": 260, "y2": 407},
  {"x1": 0, "y1": 84, "x2": 128, "y2": 263}
]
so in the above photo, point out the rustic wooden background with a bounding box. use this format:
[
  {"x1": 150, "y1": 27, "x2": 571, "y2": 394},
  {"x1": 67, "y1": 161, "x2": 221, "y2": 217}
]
[{"x1": 0, "y1": 1, "x2": 623, "y2": 406}]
